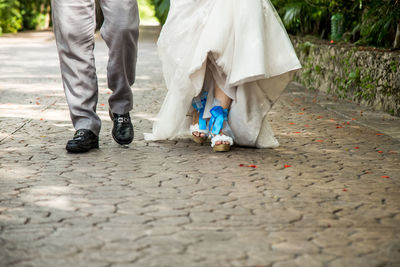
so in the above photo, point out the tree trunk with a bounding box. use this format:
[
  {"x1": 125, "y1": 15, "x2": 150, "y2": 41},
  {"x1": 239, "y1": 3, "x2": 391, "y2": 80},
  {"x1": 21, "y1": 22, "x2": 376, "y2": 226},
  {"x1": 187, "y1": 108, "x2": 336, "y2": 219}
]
[{"x1": 394, "y1": 22, "x2": 400, "y2": 49}]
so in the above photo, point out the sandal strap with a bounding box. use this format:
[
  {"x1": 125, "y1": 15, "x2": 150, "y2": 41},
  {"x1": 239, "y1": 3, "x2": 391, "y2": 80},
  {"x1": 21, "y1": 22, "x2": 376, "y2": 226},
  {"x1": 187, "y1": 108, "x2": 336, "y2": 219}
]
[
  {"x1": 211, "y1": 135, "x2": 234, "y2": 147},
  {"x1": 209, "y1": 106, "x2": 229, "y2": 135},
  {"x1": 192, "y1": 92, "x2": 208, "y2": 131}
]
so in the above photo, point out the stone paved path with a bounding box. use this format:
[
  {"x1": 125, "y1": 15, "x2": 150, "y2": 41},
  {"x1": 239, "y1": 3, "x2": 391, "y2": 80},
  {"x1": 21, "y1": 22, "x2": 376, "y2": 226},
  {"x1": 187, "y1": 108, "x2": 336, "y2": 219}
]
[{"x1": 1, "y1": 31, "x2": 400, "y2": 267}]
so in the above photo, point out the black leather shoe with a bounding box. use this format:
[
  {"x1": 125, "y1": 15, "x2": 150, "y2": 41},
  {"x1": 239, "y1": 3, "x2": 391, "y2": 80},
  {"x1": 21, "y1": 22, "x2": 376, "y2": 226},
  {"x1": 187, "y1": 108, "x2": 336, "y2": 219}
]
[
  {"x1": 109, "y1": 110, "x2": 134, "y2": 145},
  {"x1": 66, "y1": 129, "x2": 99, "y2": 153}
]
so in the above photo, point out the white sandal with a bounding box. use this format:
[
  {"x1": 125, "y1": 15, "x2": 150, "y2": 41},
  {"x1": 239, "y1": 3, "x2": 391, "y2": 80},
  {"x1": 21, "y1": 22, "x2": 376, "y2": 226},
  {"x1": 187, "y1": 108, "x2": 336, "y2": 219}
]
[
  {"x1": 209, "y1": 105, "x2": 234, "y2": 152},
  {"x1": 191, "y1": 92, "x2": 209, "y2": 144}
]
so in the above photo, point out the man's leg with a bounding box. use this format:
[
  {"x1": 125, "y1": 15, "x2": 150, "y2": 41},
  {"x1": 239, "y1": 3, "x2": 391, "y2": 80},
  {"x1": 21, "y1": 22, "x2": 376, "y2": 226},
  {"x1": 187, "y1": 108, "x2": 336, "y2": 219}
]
[
  {"x1": 52, "y1": 0, "x2": 101, "y2": 136},
  {"x1": 100, "y1": 0, "x2": 139, "y2": 145},
  {"x1": 100, "y1": 0, "x2": 139, "y2": 115}
]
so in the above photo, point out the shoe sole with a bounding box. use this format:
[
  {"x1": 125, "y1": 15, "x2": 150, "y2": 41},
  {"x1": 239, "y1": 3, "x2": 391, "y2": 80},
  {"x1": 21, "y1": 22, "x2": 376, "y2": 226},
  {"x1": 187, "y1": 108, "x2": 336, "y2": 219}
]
[
  {"x1": 192, "y1": 135, "x2": 207, "y2": 144},
  {"x1": 112, "y1": 131, "x2": 133, "y2": 145},
  {"x1": 66, "y1": 141, "x2": 99, "y2": 153},
  {"x1": 213, "y1": 144, "x2": 231, "y2": 152}
]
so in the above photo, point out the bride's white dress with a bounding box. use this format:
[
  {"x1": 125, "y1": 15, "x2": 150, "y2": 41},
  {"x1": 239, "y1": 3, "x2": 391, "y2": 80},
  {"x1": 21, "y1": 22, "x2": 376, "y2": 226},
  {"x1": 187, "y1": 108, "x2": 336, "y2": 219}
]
[{"x1": 144, "y1": 0, "x2": 302, "y2": 148}]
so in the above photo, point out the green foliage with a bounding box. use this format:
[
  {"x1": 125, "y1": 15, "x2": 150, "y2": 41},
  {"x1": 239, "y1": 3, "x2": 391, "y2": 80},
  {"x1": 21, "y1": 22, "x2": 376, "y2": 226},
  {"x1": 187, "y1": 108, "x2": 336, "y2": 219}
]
[
  {"x1": 0, "y1": 0, "x2": 22, "y2": 34},
  {"x1": 0, "y1": 0, "x2": 50, "y2": 35},
  {"x1": 272, "y1": 0, "x2": 400, "y2": 48},
  {"x1": 138, "y1": 0, "x2": 158, "y2": 24},
  {"x1": 150, "y1": 0, "x2": 169, "y2": 25},
  {"x1": 357, "y1": 0, "x2": 400, "y2": 48},
  {"x1": 19, "y1": 0, "x2": 50, "y2": 30}
]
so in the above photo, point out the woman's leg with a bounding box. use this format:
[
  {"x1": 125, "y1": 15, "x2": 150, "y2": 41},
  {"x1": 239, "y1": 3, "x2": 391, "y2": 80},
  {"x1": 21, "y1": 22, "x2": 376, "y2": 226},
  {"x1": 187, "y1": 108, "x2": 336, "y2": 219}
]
[
  {"x1": 214, "y1": 80, "x2": 232, "y2": 109},
  {"x1": 213, "y1": 80, "x2": 232, "y2": 145}
]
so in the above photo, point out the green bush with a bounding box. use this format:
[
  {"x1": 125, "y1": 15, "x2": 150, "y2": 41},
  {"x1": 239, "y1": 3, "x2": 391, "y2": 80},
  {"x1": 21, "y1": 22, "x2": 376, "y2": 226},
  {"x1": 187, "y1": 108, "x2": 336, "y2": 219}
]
[
  {"x1": 0, "y1": 0, "x2": 50, "y2": 35},
  {"x1": 0, "y1": 0, "x2": 22, "y2": 34},
  {"x1": 150, "y1": 0, "x2": 169, "y2": 25},
  {"x1": 272, "y1": 0, "x2": 400, "y2": 49}
]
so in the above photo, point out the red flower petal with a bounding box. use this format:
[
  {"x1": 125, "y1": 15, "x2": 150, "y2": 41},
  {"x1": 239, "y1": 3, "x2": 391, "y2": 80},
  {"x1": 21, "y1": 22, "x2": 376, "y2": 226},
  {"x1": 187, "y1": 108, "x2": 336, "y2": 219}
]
[
  {"x1": 354, "y1": 147, "x2": 359, "y2": 149},
  {"x1": 381, "y1": 176, "x2": 390, "y2": 179},
  {"x1": 336, "y1": 126, "x2": 343, "y2": 129},
  {"x1": 316, "y1": 140, "x2": 324, "y2": 142},
  {"x1": 284, "y1": 165, "x2": 291, "y2": 168},
  {"x1": 342, "y1": 188, "x2": 348, "y2": 192}
]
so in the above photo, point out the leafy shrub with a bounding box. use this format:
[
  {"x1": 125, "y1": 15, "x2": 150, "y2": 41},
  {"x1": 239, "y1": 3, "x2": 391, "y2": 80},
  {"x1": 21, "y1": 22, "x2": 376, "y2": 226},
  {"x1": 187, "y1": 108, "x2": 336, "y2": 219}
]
[
  {"x1": 150, "y1": 0, "x2": 169, "y2": 25},
  {"x1": 0, "y1": 0, "x2": 22, "y2": 34}
]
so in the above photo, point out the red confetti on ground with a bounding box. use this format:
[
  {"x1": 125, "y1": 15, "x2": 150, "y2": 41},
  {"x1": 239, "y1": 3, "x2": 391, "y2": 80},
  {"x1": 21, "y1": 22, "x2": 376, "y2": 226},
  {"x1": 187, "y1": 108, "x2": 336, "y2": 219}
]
[
  {"x1": 376, "y1": 133, "x2": 384, "y2": 136},
  {"x1": 354, "y1": 147, "x2": 360, "y2": 149},
  {"x1": 352, "y1": 118, "x2": 357, "y2": 120},
  {"x1": 378, "y1": 151, "x2": 383, "y2": 154},
  {"x1": 336, "y1": 126, "x2": 343, "y2": 128},
  {"x1": 36, "y1": 101, "x2": 40, "y2": 105},
  {"x1": 40, "y1": 118, "x2": 44, "y2": 121},
  {"x1": 284, "y1": 165, "x2": 292, "y2": 168},
  {"x1": 289, "y1": 123, "x2": 296, "y2": 125},
  {"x1": 298, "y1": 112, "x2": 304, "y2": 115},
  {"x1": 346, "y1": 121, "x2": 350, "y2": 125},
  {"x1": 239, "y1": 164, "x2": 257, "y2": 168},
  {"x1": 381, "y1": 176, "x2": 390, "y2": 179},
  {"x1": 316, "y1": 140, "x2": 324, "y2": 142},
  {"x1": 316, "y1": 116, "x2": 323, "y2": 119},
  {"x1": 342, "y1": 188, "x2": 348, "y2": 192},
  {"x1": 100, "y1": 104, "x2": 105, "y2": 106},
  {"x1": 293, "y1": 132, "x2": 301, "y2": 134}
]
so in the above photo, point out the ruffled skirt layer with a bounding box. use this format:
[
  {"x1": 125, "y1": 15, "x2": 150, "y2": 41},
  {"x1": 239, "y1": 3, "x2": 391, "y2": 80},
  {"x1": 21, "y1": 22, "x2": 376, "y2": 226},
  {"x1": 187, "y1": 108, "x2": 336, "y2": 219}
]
[{"x1": 144, "y1": 0, "x2": 301, "y2": 148}]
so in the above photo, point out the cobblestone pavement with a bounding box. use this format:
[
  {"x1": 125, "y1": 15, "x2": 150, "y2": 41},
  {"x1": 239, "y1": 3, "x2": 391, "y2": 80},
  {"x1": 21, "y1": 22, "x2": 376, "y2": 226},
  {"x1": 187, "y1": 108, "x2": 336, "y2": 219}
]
[{"x1": 1, "y1": 31, "x2": 400, "y2": 267}]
